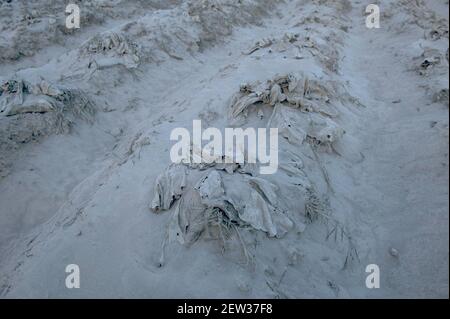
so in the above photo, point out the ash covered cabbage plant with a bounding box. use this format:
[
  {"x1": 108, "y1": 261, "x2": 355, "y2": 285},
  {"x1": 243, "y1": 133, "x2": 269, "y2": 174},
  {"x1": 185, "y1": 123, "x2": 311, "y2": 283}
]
[
  {"x1": 0, "y1": 78, "x2": 94, "y2": 122},
  {"x1": 151, "y1": 165, "x2": 303, "y2": 266},
  {"x1": 229, "y1": 73, "x2": 345, "y2": 151},
  {"x1": 0, "y1": 78, "x2": 95, "y2": 178},
  {"x1": 79, "y1": 31, "x2": 141, "y2": 73}
]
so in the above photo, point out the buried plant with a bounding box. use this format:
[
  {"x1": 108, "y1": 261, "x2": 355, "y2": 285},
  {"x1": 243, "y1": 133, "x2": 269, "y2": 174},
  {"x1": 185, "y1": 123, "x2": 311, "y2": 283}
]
[{"x1": 0, "y1": 78, "x2": 95, "y2": 178}]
